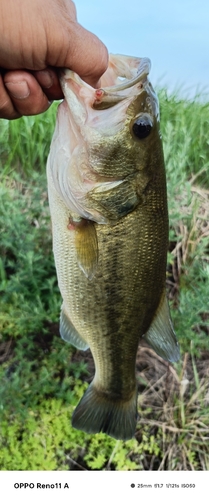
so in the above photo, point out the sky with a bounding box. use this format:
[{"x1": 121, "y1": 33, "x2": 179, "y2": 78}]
[{"x1": 75, "y1": 0, "x2": 209, "y2": 99}]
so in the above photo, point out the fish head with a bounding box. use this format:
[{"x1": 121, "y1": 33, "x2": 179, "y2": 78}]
[{"x1": 48, "y1": 54, "x2": 164, "y2": 222}]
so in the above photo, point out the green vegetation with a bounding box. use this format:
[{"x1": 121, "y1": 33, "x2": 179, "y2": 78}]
[{"x1": 0, "y1": 90, "x2": 209, "y2": 470}]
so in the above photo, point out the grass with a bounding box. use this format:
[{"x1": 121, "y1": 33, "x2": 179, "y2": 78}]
[{"x1": 0, "y1": 90, "x2": 209, "y2": 470}]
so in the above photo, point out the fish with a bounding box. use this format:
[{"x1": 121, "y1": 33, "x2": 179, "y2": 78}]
[{"x1": 46, "y1": 54, "x2": 180, "y2": 441}]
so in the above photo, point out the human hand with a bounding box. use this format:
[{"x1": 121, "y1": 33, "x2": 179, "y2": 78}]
[{"x1": 0, "y1": 0, "x2": 108, "y2": 119}]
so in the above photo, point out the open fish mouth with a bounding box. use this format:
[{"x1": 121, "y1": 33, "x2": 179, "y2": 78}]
[{"x1": 60, "y1": 55, "x2": 152, "y2": 111}]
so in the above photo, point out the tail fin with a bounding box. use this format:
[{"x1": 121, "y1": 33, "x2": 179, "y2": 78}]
[{"x1": 72, "y1": 382, "x2": 138, "y2": 441}]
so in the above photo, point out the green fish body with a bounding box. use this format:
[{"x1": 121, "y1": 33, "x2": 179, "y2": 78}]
[{"x1": 47, "y1": 54, "x2": 180, "y2": 440}]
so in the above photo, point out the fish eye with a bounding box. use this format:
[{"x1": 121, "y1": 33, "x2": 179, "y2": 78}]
[{"x1": 132, "y1": 114, "x2": 153, "y2": 139}]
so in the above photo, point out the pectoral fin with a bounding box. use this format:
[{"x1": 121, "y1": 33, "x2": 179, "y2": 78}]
[
  {"x1": 143, "y1": 291, "x2": 180, "y2": 363},
  {"x1": 60, "y1": 307, "x2": 89, "y2": 351},
  {"x1": 74, "y1": 220, "x2": 98, "y2": 280}
]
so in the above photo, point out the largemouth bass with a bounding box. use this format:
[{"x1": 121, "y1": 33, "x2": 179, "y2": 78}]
[{"x1": 47, "y1": 54, "x2": 180, "y2": 441}]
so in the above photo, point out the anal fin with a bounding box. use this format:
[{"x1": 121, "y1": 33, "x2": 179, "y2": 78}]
[
  {"x1": 60, "y1": 307, "x2": 89, "y2": 351},
  {"x1": 143, "y1": 291, "x2": 180, "y2": 363}
]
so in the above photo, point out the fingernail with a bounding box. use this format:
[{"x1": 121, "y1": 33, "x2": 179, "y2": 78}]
[
  {"x1": 35, "y1": 70, "x2": 53, "y2": 88},
  {"x1": 5, "y1": 81, "x2": 30, "y2": 99}
]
